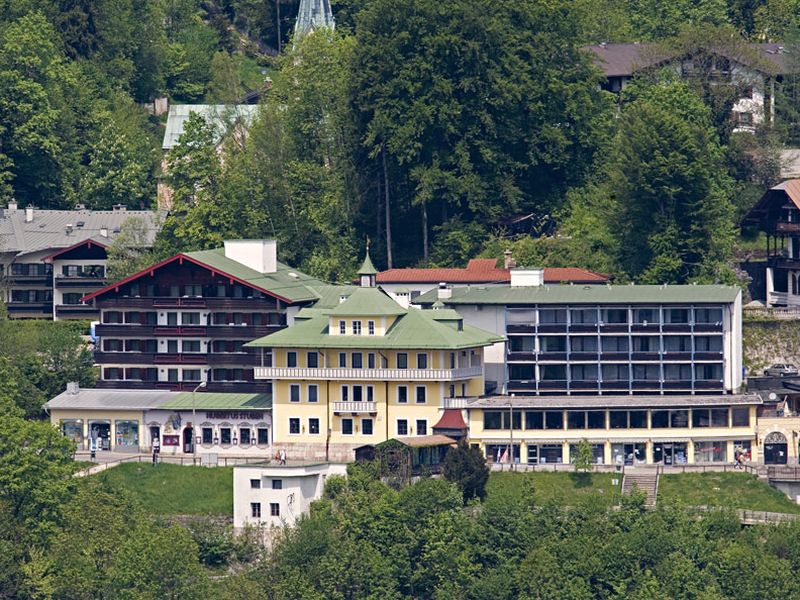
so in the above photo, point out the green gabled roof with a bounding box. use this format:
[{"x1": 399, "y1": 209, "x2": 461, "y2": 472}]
[
  {"x1": 159, "y1": 392, "x2": 271, "y2": 410},
  {"x1": 309, "y1": 284, "x2": 358, "y2": 309},
  {"x1": 358, "y1": 250, "x2": 378, "y2": 275},
  {"x1": 428, "y1": 308, "x2": 464, "y2": 321},
  {"x1": 415, "y1": 284, "x2": 740, "y2": 306},
  {"x1": 330, "y1": 287, "x2": 406, "y2": 317},
  {"x1": 246, "y1": 307, "x2": 504, "y2": 350},
  {"x1": 185, "y1": 248, "x2": 326, "y2": 304}
]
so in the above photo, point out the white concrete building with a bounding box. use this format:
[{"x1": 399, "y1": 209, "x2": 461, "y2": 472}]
[{"x1": 233, "y1": 462, "x2": 347, "y2": 528}]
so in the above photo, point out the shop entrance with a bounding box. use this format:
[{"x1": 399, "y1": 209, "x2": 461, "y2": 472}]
[
  {"x1": 183, "y1": 427, "x2": 194, "y2": 453},
  {"x1": 653, "y1": 442, "x2": 688, "y2": 465},
  {"x1": 764, "y1": 432, "x2": 788, "y2": 465},
  {"x1": 88, "y1": 421, "x2": 111, "y2": 451},
  {"x1": 150, "y1": 425, "x2": 160, "y2": 445}
]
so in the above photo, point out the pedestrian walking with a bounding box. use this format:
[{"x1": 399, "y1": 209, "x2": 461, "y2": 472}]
[
  {"x1": 279, "y1": 449, "x2": 287, "y2": 465},
  {"x1": 89, "y1": 438, "x2": 97, "y2": 460},
  {"x1": 152, "y1": 436, "x2": 160, "y2": 466}
]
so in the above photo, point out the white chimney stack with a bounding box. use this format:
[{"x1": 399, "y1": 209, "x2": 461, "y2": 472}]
[
  {"x1": 100, "y1": 227, "x2": 108, "y2": 238},
  {"x1": 25, "y1": 205, "x2": 34, "y2": 223},
  {"x1": 510, "y1": 268, "x2": 545, "y2": 287},
  {"x1": 223, "y1": 240, "x2": 278, "y2": 274},
  {"x1": 66, "y1": 381, "x2": 80, "y2": 395},
  {"x1": 437, "y1": 282, "x2": 452, "y2": 300},
  {"x1": 8, "y1": 199, "x2": 17, "y2": 211}
]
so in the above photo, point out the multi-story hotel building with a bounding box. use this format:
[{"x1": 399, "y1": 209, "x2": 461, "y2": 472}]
[
  {"x1": 83, "y1": 240, "x2": 346, "y2": 394},
  {"x1": 0, "y1": 202, "x2": 159, "y2": 319},
  {"x1": 415, "y1": 271, "x2": 743, "y2": 396},
  {"x1": 246, "y1": 254, "x2": 503, "y2": 461}
]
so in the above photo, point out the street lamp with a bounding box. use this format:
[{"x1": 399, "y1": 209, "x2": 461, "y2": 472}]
[{"x1": 192, "y1": 381, "x2": 207, "y2": 464}]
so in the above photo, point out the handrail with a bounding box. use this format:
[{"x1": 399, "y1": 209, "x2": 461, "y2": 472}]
[{"x1": 254, "y1": 365, "x2": 483, "y2": 381}]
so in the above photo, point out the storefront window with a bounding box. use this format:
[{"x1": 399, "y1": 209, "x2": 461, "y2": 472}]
[
  {"x1": 611, "y1": 443, "x2": 645, "y2": 466},
  {"x1": 569, "y1": 443, "x2": 605, "y2": 464},
  {"x1": 653, "y1": 442, "x2": 688, "y2": 465},
  {"x1": 61, "y1": 419, "x2": 83, "y2": 449},
  {"x1": 539, "y1": 444, "x2": 563, "y2": 464},
  {"x1": 694, "y1": 441, "x2": 727, "y2": 463},
  {"x1": 220, "y1": 427, "x2": 232, "y2": 445},
  {"x1": 733, "y1": 440, "x2": 752, "y2": 461},
  {"x1": 486, "y1": 444, "x2": 520, "y2": 463},
  {"x1": 114, "y1": 420, "x2": 139, "y2": 448}
]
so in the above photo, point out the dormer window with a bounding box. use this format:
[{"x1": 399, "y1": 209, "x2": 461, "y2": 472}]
[
  {"x1": 368, "y1": 320, "x2": 375, "y2": 335},
  {"x1": 339, "y1": 320, "x2": 346, "y2": 335},
  {"x1": 353, "y1": 321, "x2": 362, "y2": 335}
]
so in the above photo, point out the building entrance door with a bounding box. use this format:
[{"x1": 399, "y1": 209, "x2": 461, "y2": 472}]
[
  {"x1": 183, "y1": 427, "x2": 194, "y2": 453},
  {"x1": 764, "y1": 432, "x2": 788, "y2": 465},
  {"x1": 89, "y1": 421, "x2": 111, "y2": 451}
]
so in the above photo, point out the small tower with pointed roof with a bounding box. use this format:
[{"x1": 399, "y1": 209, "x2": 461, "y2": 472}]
[
  {"x1": 294, "y1": 0, "x2": 335, "y2": 39},
  {"x1": 358, "y1": 245, "x2": 377, "y2": 288}
]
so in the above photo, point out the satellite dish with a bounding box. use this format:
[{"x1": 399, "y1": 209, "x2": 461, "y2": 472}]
[{"x1": 769, "y1": 392, "x2": 777, "y2": 401}]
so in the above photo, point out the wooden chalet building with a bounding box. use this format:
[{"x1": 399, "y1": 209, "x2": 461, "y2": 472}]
[
  {"x1": 83, "y1": 240, "x2": 348, "y2": 394},
  {"x1": 742, "y1": 179, "x2": 800, "y2": 307}
]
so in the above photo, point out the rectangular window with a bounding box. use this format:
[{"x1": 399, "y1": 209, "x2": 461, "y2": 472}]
[
  {"x1": 290, "y1": 384, "x2": 301, "y2": 403},
  {"x1": 352, "y1": 353, "x2": 363, "y2": 369},
  {"x1": 287, "y1": 352, "x2": 297, "y2": 368},
  {"x1": 397, "y1": 419, "x2": 408, "y2": 436},
  {"x1": 342, "y1": 418, "x2": 353, "y2": 435},
  {"x1": 251, "y1": 503, "x2": 261, "y2": 518},
  {"x1": 671, "y1": 410, "x2": 689, "y2": 428},
  {"x1": 366, "y1": 386, "x2": 374, "y2": 402},
  {"x1": 289, "y1": 418, "x2": 300, "y2": 434},
  {"x1": 629, "y1": 411, "x2": 647, "y2": 428},
  {"x1": 415, "y1": 386, "x2": 427, "y2": 403},
  {"x1": 732, "y1": 407, "x2": 750, "y2": 427},
  {"x1": 308, "y1": 385, "x2": 318, "y2": 403},
  {"x1": 368, "y1": 321, "x2": 375, "y2": 335},
  {"x1": 181, "y1": 312, "x2": 200, "y2": 325},
  {"x1": 545, "y1": 411, "x2": 564, "y2": 430},
  {"x1": 309, "y1": 418, "x2": 320, "y2": 435},
  {"x1": 182, "y1": 340, "x2": 201, "y2": 353},
  {"x1": 339, "y1": 321, "x2": 346, "y2": 334},
  {"x1": 257, "y1": 428, "x2": 269, "y2": 445},
  {"x1": 353, "y1": 321, "x2": 362, "y2": 335},
  {"x1": 525, "y1": 411, "x2": 544, "y2": 429},
  {"x1": 368, "y1": 353, "x2": 376, "y2": 369},
  {"x1": 240, "y1": 428, "x2": 251, "y2": 445},
  {"x1": 416, "y1": 420, "x2": 427, "y2": 435},
  {"x1": 397, "y1": 353, "x2": 408, "y2": 369},
  {"x1": 417, "y1": 353, "x2": 428, "y2": 369},
  {"x1": 651, "y1": 410, "x2": 669, "y2": 428},
  {"x1": 341, "y1": 386, "x2": 349, "y2": 401},
  {"x1": 567, "y1": 411, "x2": 586, "y2": 429},
  {"x1": 167, "y1": 368, "x2": 179, "y2": 383},
  {"x1": 220, "y1": 428, "x2": 231, "y2": 445},
  {"x1": 167, "y1": 312, "x2": 178, "y2": 325},
  {"x1": 339, "y1": 353, "x2": 347, "y2": 368},
  {"x1": 307, "y1": 352, "x2": 318, "y2": 368},
  {"x1": 587, "y1": 411, "x2": 605, "y2": 429},
  {"x1": 711, "y1": 408, "x2": 729, "y2": 427},
  {"x1": 270, "y1": 503, "x2": 280, "y2": 517},
  {"x1": 272, "y1": 479, "x2": 282, "y2": 490},
  {"x1": 183, "y1": 369, "x2": 201, "y2": 382},
  {"x1": 692, "y1": 409, "x2": 711, "y2": 428},
  {"x1": 362, "y1": 418, "x2": 373, "y2": 435},
  {"x1": 250, "y1": 479, "x2": 261, "y2": 489},
  {"x1": 352, "y1": 386, "x2": 363, "y2": 402},
  {"x1": 610, "y1": 411, "x2": 628, "y2": 429},
  {"x1": 202, "y1": 427, "x2": 213, "y2": 444},
  {"x1": 397, "y1": 386, "x2": 408, "y2": 404}
]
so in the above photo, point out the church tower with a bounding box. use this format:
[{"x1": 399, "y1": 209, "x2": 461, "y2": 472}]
[{"x1": 294, "y1": 0, "x2": 335, "y2": 39}]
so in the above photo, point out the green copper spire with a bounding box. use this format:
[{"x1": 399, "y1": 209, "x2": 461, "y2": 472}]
[{"x1": 358, "y1": 244, "x2": 377, "y2": 287}]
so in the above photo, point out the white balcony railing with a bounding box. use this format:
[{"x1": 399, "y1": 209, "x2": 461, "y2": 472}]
[
  {"x1": 253, "y1": 366, "x2": 483, "y2": 381},
  {"x1": 441, "y1": 397, "x2": 470, "y2": 409},
  {"x1": 333, "y1": 401, "x2": 377, "y2": 413}
]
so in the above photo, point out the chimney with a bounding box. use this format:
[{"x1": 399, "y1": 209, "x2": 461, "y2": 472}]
[
  {"x1": 112, "y1": 204, "x2": 127, "y2": 212},
  {"x1": 73, "y1": 203, "x2": 86, "y2": 211},
  {"x1": 65, "y1": 224, "x2": 73, "y2": 235},
  {"x1": 25, "y1": 205, "x2": 34, "y2": 223},
  {"x1": 8, "y1": 199, "x2": 17, "y2": 211},
  {"x1": 66, "y1": 381, "x2": 80, "y2": 395},
  {"x1": 339, "y1": 294, "x2": 348, "y2": 304},
  {"x1": 100, "y1": 227, "x2": 108, "y2": 238},
  {"x1": 503, "y1": 249, "x2": 517, "y2": 269},
  {"x1": 223, "y1": 240, "x2": 277, "y2": 273},
  {"x1": 437, "y1": 282, "x2": 452, "y2": 300},
  {"x1": 510, "y1": 268, "x2": 545, "y2": 287}
]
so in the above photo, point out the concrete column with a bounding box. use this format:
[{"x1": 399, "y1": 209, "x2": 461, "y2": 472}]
[
  {"x1": 726, "y1": 440, "x2": 734, "y2": 462},
  {"x1": 603, "y1": 441, "x2": 612, "y2": 465},
  {"x1": 687, "y1": 440, "x2": 695, "y2": 464},
  {"x1": 562, "y1": 442, "x2": 570, "y2": 464},
  {"x1": 645, "y1": 440, "x2": 653, "y2": 464}
]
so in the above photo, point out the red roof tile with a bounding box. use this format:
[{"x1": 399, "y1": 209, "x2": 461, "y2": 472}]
[
  {"x1": 376, "y1": 262, "x2": 609, "y2": 284},
  {"x1": 433, "y1": 409, "x2": 468, "y2": 430}
]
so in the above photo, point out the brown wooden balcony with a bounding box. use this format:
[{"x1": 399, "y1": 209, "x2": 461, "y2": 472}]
[
  {"x1": 774, "y1": 221, "x2": 800, "y2": 234},
  {"x1": 55, "y1": 304, "x2": 99, "y2": 317},
  {"x1": 55, "y1": 276, "x2": 108, "y2": 289},
  {"x1": 7, "y1": 301, "x2": 52, "y2": 314},
  {"x1": 96, "y1": 297, "x2": 280, "y2": 310},
  {"x1": 95, "y1": 352, "x2": 156, "y2": 364}
]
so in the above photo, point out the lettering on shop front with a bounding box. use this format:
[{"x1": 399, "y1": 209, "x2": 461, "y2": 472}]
[{"x1": 205, "y1": 411, "x2": 264, "y2": 420}]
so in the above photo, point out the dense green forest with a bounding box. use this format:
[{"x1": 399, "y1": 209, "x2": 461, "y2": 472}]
[{"x1": 2, "y1": 0, "x2": 799, "y2": 282}]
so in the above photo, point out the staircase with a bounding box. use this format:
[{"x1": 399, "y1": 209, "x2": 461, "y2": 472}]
[{"x1": 621, "y1": 470, "x2": 659, "y2": 507}]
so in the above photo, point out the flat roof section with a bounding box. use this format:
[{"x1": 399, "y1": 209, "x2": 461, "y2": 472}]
[{"x1": 469, "y1": 394, "x2": 762, "y2": 410}]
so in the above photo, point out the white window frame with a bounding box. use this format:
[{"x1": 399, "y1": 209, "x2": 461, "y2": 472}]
[
  {"x1": 289, "y1": 384, "x2": 301, "y2": 403},
  {"x1": 339, "y1": 320, "x2": 346, "y2": 334},
  {"x1": 288, "y1": 417, "x2": 301, "y2": 435},
  {"x1": 308, "y1": 417, "x2": 320, "y2": 435},
  {"x1": 415, "y1": 385, "x2": 427, "y2": 404},
  {"x1": 308, "y1": 384, "x2": 319, "y2": 403},
  {"x1": 397, "y1": 385, "x2": 408, "y2": 404},
  {"x1": 340, "y1": 385, "x2": 349, "y2": 402},
  {"x1": 417, "y1": 353, "x2": 428, "y2": 369},
  {"x1": 341, "y1": 417, "x2": 354, "y2": 436},
  {"x1": 368, "y1": 320, "x2": 375, "y2": 335},
  {"x1": 416, "y1": 419, "x2": 428, "y2": 436},
  {"x1": 361, "y1": 418, "x2": 374, "y2": 436},
  {"x1": 353, "y1": 320, "x2": 362, "y2": 335},
  {"x1": 396, "y1": 419, "x2": 408, "y2": 436}
]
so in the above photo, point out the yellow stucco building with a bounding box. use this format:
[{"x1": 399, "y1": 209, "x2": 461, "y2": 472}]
[{"x1": 247, "y1": 254, "x2": 503, "y2": 461}]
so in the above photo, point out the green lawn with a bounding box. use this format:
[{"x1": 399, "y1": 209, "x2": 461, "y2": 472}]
[
  {"x1": 658, "y1": 472, "x2": 800, "y2": 514},
  {"x1": 488, "y1": 471, "x2": 621, "y2": 507},
  {"x1": 96, "y1": 463, "x2": 233, "y2": 515}
]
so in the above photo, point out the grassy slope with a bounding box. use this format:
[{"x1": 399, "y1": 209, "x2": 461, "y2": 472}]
[
  {"x1": 488, "y1": 471, "x2": 621, "y2": 507},
  {"x1": 658, "y1": 472, "x2": 800, "y2": 514},
  {"x1": 96, "y1": 463, "x2": 233, "y2": 515}
]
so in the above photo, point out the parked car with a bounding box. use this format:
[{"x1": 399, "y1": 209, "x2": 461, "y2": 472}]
[{"x1": 764, "y1": 363, "x2": 799, "y2": 377}]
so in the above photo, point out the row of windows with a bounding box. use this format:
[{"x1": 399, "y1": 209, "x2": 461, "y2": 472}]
[
  {"x1": 200, "y1": 426, "x2": 269, "y2": 446},
  {"x1": 509, "y1": 307, "x2": 723, "y2": 326},
  {"x1": 10, "y1": 290, "x2": 52, "y2": 302},
  {"x1": 102, "y1": 339, "x2": 254, "y2": 353},
  {"x1": 510, "y1": 363, "x2": 724, "y2": 381},
  {"x1": 250, "y1": 502, "x2": 280, "y2": 518},
  {"x1": 250, "y1": 478, "x2": 282, "y2": 490},
  {"x1": 286, "y1": 384, "x2": 438, "y2": 404},
  {"x1": 101, "y1": 311, "x2": 284, "y2": 326},
  {"x1": 286, "y1": 350, "x2": 470, "y2": 370},
  {"x1": 123, "y1": 282, "x2": 272, "y2": 300},
  {"x1": 338, "y1": 320, "x2": 376, "y2": 336},
  {"x1": 510, "y1": 335, "x2": 723, "y2": 353},
  {"x1": 286, "y1": 417, "x2": 428, "y2": 437},
  {"x1": 483, "y1": 407, "x2": 751, "y2": 430},
  {"x1": 102, "y1": 368, "x2": 250, "y2": 382}
]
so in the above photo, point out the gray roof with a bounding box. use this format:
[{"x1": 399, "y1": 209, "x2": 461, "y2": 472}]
[
  {"x1": 45, "y1": 389, "x2": 178, "y2": 411},
  {"x1": 416, "y1": 284, "x2": 740, "y2": 306},
  {"x1": 163, "y1": 105, "x2": 259, "y2": 150},
  {"x1": 468, "y1": 394, "x2": 761, "y2": 410},
  {"x1": 0, "y1": 207, "x2": 160, "y2": 257}
]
